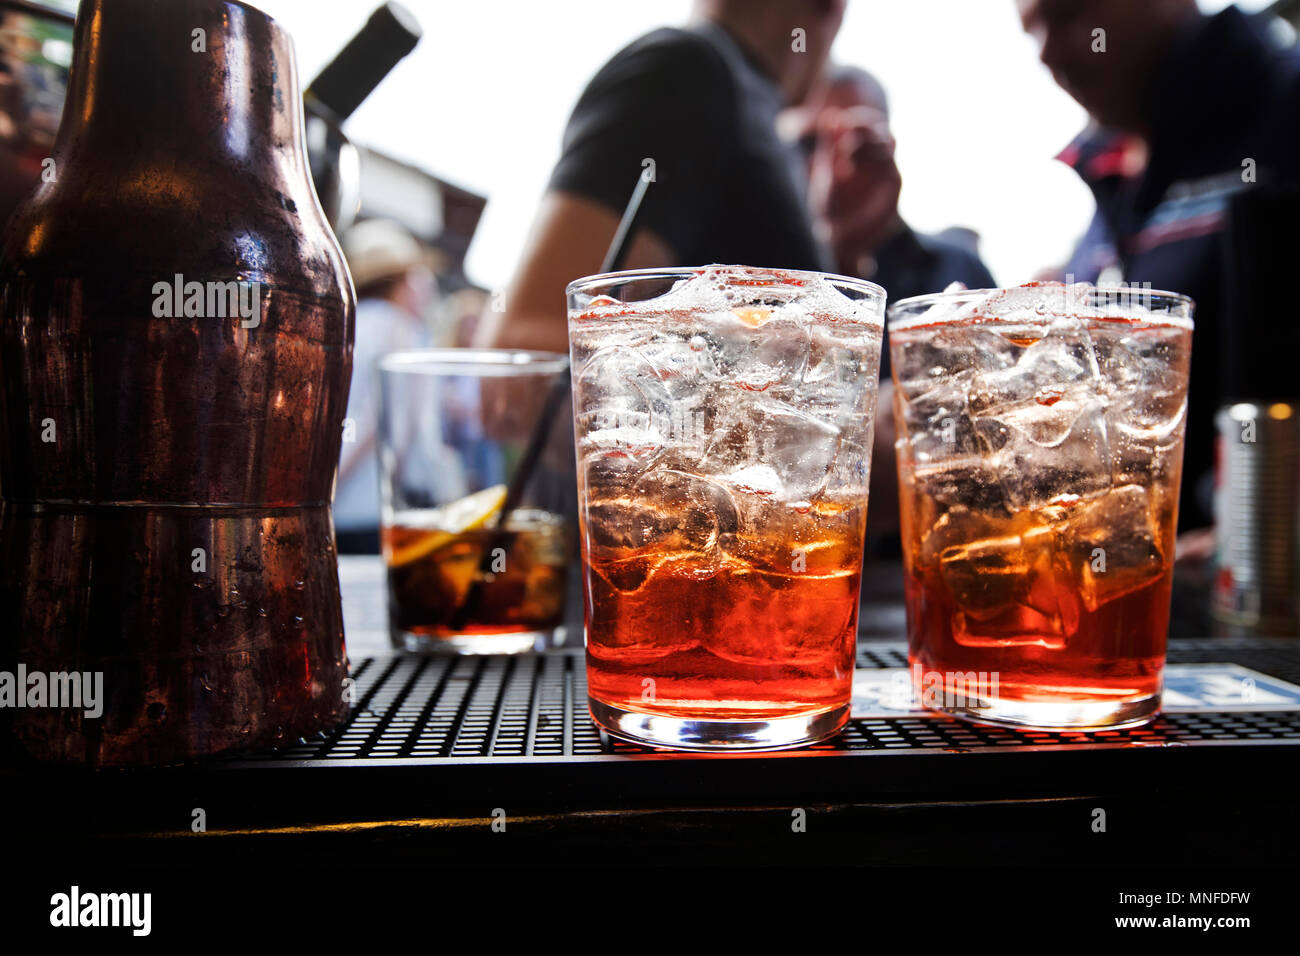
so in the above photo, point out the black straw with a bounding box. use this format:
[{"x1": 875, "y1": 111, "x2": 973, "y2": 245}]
[
  {"x1": 450, "y1": 169, "x2": 649, "y2": 632},
  {"x1": 600, "y1": 168, "x2": 653, "y2": 274},
  {"x1": 449, "y1": 363, "x2": 571, "y2": 630}
]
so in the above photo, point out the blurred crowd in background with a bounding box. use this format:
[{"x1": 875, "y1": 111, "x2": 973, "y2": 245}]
[
  {"x1": 352, "y1": 0, "x2": 1300, "y2": 550},
  {"x1": 3, "y1": 0, "x2": 1299, "y2": 551}
]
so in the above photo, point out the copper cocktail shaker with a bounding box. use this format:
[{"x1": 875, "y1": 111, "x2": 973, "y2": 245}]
[{"x1": 0, "y1": 0, "x2": 355, "y2": 764}]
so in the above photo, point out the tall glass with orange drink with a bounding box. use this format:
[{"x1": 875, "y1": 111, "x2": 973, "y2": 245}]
[
  {"x1": 890, "y1": 284, "x2": 1193, "y2": 729},
  {"x1": 567, "y1": 267, "x2": 885, "y2": 750}
]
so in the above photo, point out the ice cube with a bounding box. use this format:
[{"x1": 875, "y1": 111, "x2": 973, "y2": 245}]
[
  {"x1": 824, "y1": 439, "x2": 872, "y2": 498},
  {"x1": 936, "y1": 528, "x2": 1023, "y2": 625},
  {"x1": 919, "y1": 505, "x2": 1003, "y2": 567},
  {"x1": 801, "y1": 323, "x2": 879, "y2": 419},
  {"x1": 992, "y1": 396, "x2": 1112, "y2": 511},
  {"x1": 1057, "y1": 484, "x2": 1166, "y2": 611},
  {"x1": 634, "y1": 337, "x2": 725, "y2": 469},
  {"x1": 585, "y1": 550, "x2": 664, "y2": 594},
  {"x1": 893, "y1": 330, "x2": 994, "y2": 401},
  {"x1": 705, "y1": 309, "x2": 811, "y2": 397},
  {"x1": 574, "y1": 345, "x2": 671, "y2": 473},
  {"x1": 584, "y1": 468, "x2": 738, "y2": 588},
  {"x1": 1095, "y1": 327, "x2": 1190, "y2": 442},
  {"x1": 968, "y1": 317, "x2": 1101, "y2": 416},
  {"x1": 979, "y1": 385, "x2": 1097, "y2": 449},
  {"x1": 702, "y1": 395, "x2": 842, "y2": 501},
  {"x1": 638, "y1": 334, "x2": 721, "y2": 400},
  {"x1": 909, "y1": 457, "x2": 1010, "y2": 515},
  {"x1": 976, "y1": 282, "x2": 1095, "y2": 326},
  {"x1": 965, "y1": 324, "x2": 1025, "y2": 373},
  {"x1": 939, "y1": 523, "x2": 1077, "y2": 649},
  {"x1": 900, "y1": 373, "x2": 979, "y2": 464},
  {"x1": 717, "y1": 463, "x2": 784, "y2": 497}
]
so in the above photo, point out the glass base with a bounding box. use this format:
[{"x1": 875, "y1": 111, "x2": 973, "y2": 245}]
[
  {"x1": 391, "y1": 626, "x2": 563, "y2": 655},
  {"x1": 588, "y1": 697, "x2": 850, "y2": 752},
  {"x1": 931, "y1": 692, "x2": 1162, "y2": 731}
]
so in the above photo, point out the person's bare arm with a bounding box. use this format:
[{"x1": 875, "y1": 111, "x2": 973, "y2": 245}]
[{"x1": 475, "y1": 190, "x2": 676, "y2": 353}]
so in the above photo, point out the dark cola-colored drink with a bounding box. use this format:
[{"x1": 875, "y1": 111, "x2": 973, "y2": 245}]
[
  {"x1": 0, "y1": 0, "x2": 354, "y2": 764},
  {"x1": 384, "y1": 511, "x2": 567, "y2": 641}
]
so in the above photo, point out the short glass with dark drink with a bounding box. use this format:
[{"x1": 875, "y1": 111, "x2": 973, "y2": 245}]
[
  {"x1": 568, "y1": 266, "x2": 886, "y2": 750},
  {"x1": 890, "y1": 284, "x2": 1193, "y2": 729},
  {"x1": 377, "y1": 349, "x2": 571, "y2": 654}
]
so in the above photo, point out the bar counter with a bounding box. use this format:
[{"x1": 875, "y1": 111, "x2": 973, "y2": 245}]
[{"x1": 7, "y1": 556, "x2": 1298, "y2": 879}]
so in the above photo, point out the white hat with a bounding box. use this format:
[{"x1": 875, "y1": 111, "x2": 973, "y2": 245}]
[{"x1": 341, "y1": 219, "x2": 423, "y2": 288}]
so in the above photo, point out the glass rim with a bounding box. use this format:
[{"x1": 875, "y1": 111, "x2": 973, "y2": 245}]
[
  {"x1": 376, "y1": 347, "x2": 569, "y2": 376},
  {"x1": 566, "y1": 264, "x2": 887, "y2": 304},
  {"x1": 887, "y1": 285, "x2": 1195, "y2": 332}
]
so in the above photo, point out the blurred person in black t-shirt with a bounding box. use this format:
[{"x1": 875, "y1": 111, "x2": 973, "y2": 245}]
[
  {"x1": 1018, "y1": 0, "x2": 1300, "y2": 531},
  {"x1": 480, "y1": 0, "x2": 846, "y2": 353}
]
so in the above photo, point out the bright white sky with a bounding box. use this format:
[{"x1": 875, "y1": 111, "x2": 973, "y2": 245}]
[{"x1": 256, "y1": 0, "x2": 1272, "y2": 290}]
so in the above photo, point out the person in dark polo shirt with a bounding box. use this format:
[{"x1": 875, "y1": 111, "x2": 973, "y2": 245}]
[
  {"x1": 1018, "y1": 0, "x2": 1300, "y2": 529},
  {"x1": 782, "y1": 64, "x2": 998, "y2": 554},
  {"x1": 480, "y1": 0, "x2": 846, "y2": 353},
  {"x1": 788, "y1": 64, "x2": 996, "y2": 308}
]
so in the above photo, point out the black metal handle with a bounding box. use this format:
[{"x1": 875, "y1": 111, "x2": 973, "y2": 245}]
[{"x1": 305, "y1": 2, "x2": 422, "y2": 122}]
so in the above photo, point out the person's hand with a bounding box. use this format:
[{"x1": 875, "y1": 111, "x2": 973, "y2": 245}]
[{"x1": 808, "y1": 105, "x2": 903, "y2": 261}]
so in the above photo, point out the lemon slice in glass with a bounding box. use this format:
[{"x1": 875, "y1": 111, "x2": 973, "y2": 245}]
[
  {"x1": 732, "y1": 306, "x2": 773, "y2": 328},
  {"x1": 386, "y1": 484, "x2": 508, "y2": 568}
]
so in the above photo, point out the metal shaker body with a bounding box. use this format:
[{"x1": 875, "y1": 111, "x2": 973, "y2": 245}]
[
  {"x1": 0, "y1": 0, "x2": 355, "y2": 763},
  {"x1": 1212, "y1": 402, "x2": 1300, "y2": 635}
]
